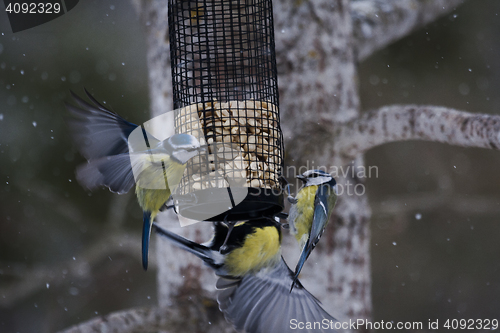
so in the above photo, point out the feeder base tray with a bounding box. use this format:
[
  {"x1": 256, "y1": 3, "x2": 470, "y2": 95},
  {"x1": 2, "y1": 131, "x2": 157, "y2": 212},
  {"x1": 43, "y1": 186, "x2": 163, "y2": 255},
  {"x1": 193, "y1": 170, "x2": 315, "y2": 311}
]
[{"x1": 175, "y1": 187, "x2": 284, "y2": 222}]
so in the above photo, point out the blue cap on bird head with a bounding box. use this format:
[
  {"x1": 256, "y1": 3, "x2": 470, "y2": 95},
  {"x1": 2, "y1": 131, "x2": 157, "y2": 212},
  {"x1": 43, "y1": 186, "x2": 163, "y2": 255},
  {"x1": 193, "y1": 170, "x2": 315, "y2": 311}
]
[
  {"x1": 164, "y1": 133, "x2": 202, "y2": 164},
  {"x1": 297, "y1": 169, "x2": 335, "y2": 187}
]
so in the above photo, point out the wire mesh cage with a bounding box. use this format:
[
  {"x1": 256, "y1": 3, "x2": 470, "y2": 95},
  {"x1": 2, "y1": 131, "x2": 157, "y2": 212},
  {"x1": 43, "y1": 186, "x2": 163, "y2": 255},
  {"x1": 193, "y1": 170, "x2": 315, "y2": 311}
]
[{"x1": 168, "y1": 0, "x2": 284, "y2": 221}]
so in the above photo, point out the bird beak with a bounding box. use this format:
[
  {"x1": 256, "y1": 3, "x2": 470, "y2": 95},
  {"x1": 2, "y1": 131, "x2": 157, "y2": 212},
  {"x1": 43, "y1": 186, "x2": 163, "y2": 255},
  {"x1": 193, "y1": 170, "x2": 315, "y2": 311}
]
[
  {"x1": 296, "y1": 174, "x2": 307, "y2": 182},
  {"x1": 197, "y1": 145, "x2": 207, "y2": 153}
]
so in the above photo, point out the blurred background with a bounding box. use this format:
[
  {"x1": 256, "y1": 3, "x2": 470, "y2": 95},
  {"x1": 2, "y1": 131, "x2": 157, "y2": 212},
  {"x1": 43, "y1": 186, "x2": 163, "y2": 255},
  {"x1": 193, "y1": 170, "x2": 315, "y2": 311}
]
[{"x1": 1, "y1": 0, "x2": 500, "y2": 332}]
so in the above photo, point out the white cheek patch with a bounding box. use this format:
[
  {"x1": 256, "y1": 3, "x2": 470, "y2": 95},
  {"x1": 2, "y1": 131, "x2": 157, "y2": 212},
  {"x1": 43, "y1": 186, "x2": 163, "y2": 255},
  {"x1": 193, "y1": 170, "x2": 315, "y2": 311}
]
[{"x1": 305, "y1": 176, "x2": 332, "y2": 186}]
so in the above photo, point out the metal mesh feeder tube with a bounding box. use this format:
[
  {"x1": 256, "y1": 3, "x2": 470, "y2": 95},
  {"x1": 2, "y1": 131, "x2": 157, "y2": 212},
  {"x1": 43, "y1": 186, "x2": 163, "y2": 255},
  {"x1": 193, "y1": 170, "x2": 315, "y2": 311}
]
[{"x1": 168, "y1": 0, "x2": 284, "y2": 221}]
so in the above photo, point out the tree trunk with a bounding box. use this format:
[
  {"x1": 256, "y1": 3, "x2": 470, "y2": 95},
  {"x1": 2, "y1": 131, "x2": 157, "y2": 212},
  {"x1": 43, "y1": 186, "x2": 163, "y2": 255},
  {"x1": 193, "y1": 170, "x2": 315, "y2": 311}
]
[
  {"x1": 125, "y1": 0, "x2": 467, "y2": 331},
  {"x1": 273, "y1": 0, "x2": 372, "y2": 323}
]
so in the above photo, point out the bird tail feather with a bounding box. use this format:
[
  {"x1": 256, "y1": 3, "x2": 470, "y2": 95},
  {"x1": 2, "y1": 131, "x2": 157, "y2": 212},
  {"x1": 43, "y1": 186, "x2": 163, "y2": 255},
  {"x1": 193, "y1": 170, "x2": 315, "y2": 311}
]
[
  {"x1": 142, "y1": 212, "x2": 152, "y2": 270},
  {"x1": 291, "y1": 242, "x2": 312, "y2": 292},
  {"x1": 153, "y1": 223, "x2": 213, "y2": 264}
]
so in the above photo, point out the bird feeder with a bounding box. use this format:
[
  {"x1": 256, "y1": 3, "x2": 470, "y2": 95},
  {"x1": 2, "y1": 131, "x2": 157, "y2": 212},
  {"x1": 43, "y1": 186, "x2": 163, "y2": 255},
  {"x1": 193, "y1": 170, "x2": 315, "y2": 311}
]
[{"x1": 168, "y1": 0, "x2": 284, "y2": 221}]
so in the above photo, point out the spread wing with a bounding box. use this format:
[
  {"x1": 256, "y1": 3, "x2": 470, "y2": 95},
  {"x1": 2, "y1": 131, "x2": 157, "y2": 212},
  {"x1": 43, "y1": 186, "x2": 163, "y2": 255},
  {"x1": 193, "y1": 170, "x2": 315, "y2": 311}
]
[
  {"x1": 76, "y1": 153, "x2": 136, "y2": 194},
  {"x1": 67, "y1": 90, "x2": 168, "y2": 194},
  {"x1": 217, "y1": 258, "x2": 338, "y2": 333},
  {"x1": 65, "y1": 89, "x2": 143, "y2": 160}
]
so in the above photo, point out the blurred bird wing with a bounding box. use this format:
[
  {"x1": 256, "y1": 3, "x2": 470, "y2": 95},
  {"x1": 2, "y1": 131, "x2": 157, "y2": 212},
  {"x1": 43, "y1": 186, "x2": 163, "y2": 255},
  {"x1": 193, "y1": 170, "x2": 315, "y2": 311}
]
[
  {"x1": 287, "y1": 203, "x2": 298, "y2": 232},
  {"x1": 287, "y1": 185, "x2": 317, "y2": 240},
  {"x1": 217, "y1": 258, "x2": 337, "y2": 333},
  {"x1": 131, "y1": 152, "x2": 186, "y2": 191},
  {"x1": 75, "y1": 150, "x2": 171, "y2": 194},
  {"x1": 66, "y1": 90, "x2": 159, "y2": 159},
  {"x1": 76, "y1": 153, "x2": 135, "y2": 194}
]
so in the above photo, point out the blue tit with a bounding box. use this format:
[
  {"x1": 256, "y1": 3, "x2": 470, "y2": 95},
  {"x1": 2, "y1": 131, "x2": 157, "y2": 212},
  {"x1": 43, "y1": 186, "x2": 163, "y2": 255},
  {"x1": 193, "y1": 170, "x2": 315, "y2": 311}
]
[
  {"x1": 154, "y1": 219, "x2": 338, "y2": 333},
  {"x1": 66, "y1": 90, "x2": 203, "y2": 270},
  {"x1": 288, "y1": 170, "x2": 337, "y2": 290}
]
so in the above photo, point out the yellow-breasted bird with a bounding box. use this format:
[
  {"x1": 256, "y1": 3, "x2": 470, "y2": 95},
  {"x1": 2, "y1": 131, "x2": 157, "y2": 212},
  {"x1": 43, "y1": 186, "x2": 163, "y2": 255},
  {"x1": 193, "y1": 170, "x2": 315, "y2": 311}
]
[
  {"x1": 66, "y1": 90, "x2": 204, "y2": 270},
  {"x1": 288, "y1": 170, "x2": 337, "y2": 290},
  {"x1": 154, "y1": 219, "x2": 337, "y2": 333}
]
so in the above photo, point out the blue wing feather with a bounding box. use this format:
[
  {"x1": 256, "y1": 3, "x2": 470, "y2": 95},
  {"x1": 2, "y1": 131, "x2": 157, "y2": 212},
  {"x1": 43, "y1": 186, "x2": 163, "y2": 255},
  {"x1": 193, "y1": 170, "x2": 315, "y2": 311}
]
[
  {"x1": 142, "y1": 212, "x2": 152, "y2": 270},
  {"x1": 292, "y1": 183, "x2": 334, "y2": 289},
  {"x1": 76, "y1": 153, "x2": 136, "y2": 194},
  {"x1": 66, "y1": 91, "x2": 139, "y2": 160}
]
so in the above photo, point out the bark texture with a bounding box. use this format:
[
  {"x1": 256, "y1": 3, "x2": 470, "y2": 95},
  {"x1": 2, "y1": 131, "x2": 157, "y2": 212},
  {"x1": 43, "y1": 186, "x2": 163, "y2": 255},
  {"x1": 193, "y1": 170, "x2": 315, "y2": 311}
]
[
  {"x1": 274, "y1": 0, "x2": 360, "y2": 151},
  {"x1": 336, "y1": 105, "x2": 500, "y2": 158},
  {"x1": 273, "y1": 0, "x2": 373, "y2": 322},
  {"x1": 58, "y1": 304, "x2": 229, "y2": 333}
]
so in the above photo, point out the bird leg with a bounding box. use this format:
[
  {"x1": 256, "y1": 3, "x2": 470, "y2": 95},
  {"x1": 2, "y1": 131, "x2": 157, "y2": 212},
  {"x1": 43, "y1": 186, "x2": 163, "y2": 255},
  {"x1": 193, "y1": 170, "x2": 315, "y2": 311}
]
[
  {"x1": 279, "y1": 175, "x2": 297, "y2": 204},
  {"x1": 160, "y1": 204, "x2": 178, "y2": 214},
  {"x1": 270, "y1": 212, "x2": 290, "y2": 229},
  {"x1": 159, "y1": 196, "x2": 178, "y2": 214},
  {"x1": 160, "y1": 204, "x2": 172, "y2": 211},
  {"x1": 276, "y1": 216, "x2": 291, "y2": 230},
  {"x1": 219, "y1": 216, "x2": 236, "y2": 254}
]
